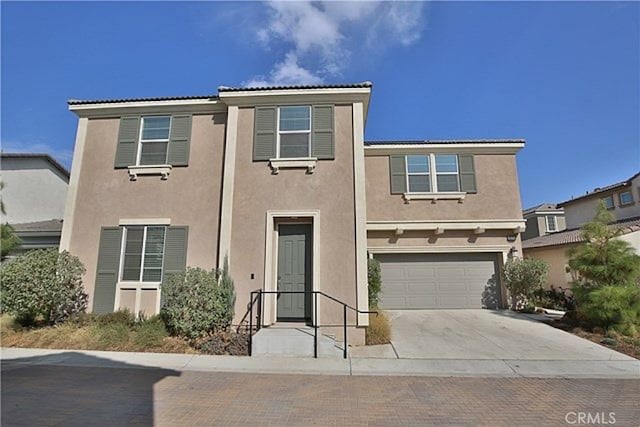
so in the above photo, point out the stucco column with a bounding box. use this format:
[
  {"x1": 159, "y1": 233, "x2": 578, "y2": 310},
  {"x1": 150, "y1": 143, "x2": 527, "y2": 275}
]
[
  {"x1": 218, "y1": 105, "x2": 239, "y2": 267},
  {"x1": 60, "y1": 117, "x2": 88, "y2": 251}
]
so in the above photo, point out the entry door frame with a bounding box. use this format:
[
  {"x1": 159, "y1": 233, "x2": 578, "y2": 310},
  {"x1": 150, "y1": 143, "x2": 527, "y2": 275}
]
[{"x1": 263, "y1": 210, "x2": 320, "y2": 326}]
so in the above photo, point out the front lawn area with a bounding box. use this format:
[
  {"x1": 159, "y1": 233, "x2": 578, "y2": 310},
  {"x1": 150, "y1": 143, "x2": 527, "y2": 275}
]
[
  {"x1": 1, "y1": 314, "x2": 248, "y2": 356},
  {"x1": 551, "y1": 319, "x2": 640, "y2": 359}
]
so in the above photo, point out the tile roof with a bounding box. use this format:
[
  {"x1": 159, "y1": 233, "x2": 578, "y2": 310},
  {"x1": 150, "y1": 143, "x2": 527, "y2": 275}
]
[
  {"x1": 522, "y1": 216, "x2": 640, "y2": 249},
  {"x1": 364, "y1": 139, "x2": 525, "y2": 146},
  {"x1": 558, "y1": 171, "x2": 640, "y2": 207},
  {"x1": 522, "y1": 203, "x2": 561, "y2": 216},
  {"x1": 68, "y1": 95, "x2": 216, "y2": 106},
  {"x1": 11, "y1": 219, "x2": 63, "y2": 234},
  {"x1": 1, "y1": 152, "x2": 70, "y2": 180},
  {"x1": 217, "y1": 82, "x2": 373, "y2": 92}
]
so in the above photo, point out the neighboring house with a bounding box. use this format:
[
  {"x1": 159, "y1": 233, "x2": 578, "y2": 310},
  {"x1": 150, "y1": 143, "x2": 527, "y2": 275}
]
[
  {"x1": 523, "y1": 172, "x2": 640, "y2": 287},
  {"x1": 521, "y1": 203, "x2": 566, "y2": 240},
  {"x1": 0, "y1": 153, "x2": 69, "y2": 254},
  {"x1": 61, "y1": 82, "x2": 526, "y2": 346}
]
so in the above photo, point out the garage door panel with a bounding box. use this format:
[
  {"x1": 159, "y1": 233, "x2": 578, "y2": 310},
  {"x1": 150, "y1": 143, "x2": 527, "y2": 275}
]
[{"x1": 376, "y1": 253, "x2": 499, "y2": 309}]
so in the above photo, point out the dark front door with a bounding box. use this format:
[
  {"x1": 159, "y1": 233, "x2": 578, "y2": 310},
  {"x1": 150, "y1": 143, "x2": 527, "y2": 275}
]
[{"x1": 277, "y1": 224, "x2": 312, "y2": 322}]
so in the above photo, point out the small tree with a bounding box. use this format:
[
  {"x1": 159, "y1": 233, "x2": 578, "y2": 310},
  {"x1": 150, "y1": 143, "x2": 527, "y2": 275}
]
[
  {"x1": 568, "y1": 202, "x2": 640, "y2": 289},
  {"x1": 217, "y1": 256, "x2": 236, "y2": 326},
  {"x1": 1, "y1": 223, "x2": 21, "y2": 260},
  {"x1": 368, "y1": 258, "x2": 382, "y2": 307},
  {"x1": 1, "y1": 249, "x2": 87, "y2": 325},
  {"x1": 503, "y1": 258, "x2": 549, "y2": 310}
]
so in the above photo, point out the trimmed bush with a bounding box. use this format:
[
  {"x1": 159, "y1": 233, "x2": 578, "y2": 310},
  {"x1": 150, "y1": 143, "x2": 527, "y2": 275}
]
[
  {"x1": 1, "y1": 249, "x2": 87, "y2": 325},
  {"x1": 368, "y1": 258, "x2": 382, "y2": 307},
  {"x1": 161, "y1": 266, "x2": 235, "y2": 339},
  {"x1": 503, "y1": 258, "x2": 549, "y2": 310}
]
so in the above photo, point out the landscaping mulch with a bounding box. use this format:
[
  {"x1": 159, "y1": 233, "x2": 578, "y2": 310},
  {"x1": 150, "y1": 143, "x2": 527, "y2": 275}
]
[{"x1": 551, "y1": 320, "x2": 640, "y2": 359}]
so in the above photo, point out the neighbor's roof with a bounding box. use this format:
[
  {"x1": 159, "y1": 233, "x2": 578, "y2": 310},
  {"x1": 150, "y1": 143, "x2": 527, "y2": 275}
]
[
  {"x1": 364, "y1": 139, "x2": 525, "y2": 146},
  {"x1": 68, "y1": 82, "x2": 374, "y2": 106},
  {"x1": 522, "y1": 216, "x2": 640, "y2": 250},
  {"x1": 558, "y1": 172, "x2": 640, "y2": 207},
  {"x1": 1, "y1": 152, "x2": 70, "y2": 180},
  {"x1": 522, "y1": 203, "x2": 561, "y2": 216},
  {"x1": 217, "y1": 82, "x2": 373, "y2": 92},
  {"x1": 11, "y1": 219, "x2": 63, "y2": 234}
]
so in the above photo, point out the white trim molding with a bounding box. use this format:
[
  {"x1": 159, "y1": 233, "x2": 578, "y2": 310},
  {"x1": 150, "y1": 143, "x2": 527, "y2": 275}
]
[
  {"x1": 60, "y1": 117, "x2": 88, "y2": 251},
  {"x1": 68, "y1": 98, "x2": 225, "y2": 118},
  {"x1": 352, "y1": 102, "x2": 369, "y2": 326},
  {"x1": 127, "y1": 164, "x2": 172, "y2": 180},
  {"x1": 367, "y1": 219, "x2": 526, "y2": 234},
  {"x1": 119, "y1": 218, "x2": 171, "y2": 226},
  {"x1": 269, "y1": 158, "x2": 317, "y2": 174},
  {"x1": 368, "y1": 245, "x2": 513, "y2": 255},
  {"x1": 365, "y1": 142, "x2": 525, "y2": 156},
  {"x1": 218, "y1": 105, "x2": 239, "y2": 268},
  {"x1": 263, "y1": 210, "x2": 321, "y2": 326},
  {"x1": 403, "y1": 192, "x2": 466, "y2": 202}
]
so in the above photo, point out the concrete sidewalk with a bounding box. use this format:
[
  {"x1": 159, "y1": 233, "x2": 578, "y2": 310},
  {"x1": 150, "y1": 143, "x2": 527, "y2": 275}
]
[{"x1": 2, "y1": 347, "x2": 639, "y2": 379}]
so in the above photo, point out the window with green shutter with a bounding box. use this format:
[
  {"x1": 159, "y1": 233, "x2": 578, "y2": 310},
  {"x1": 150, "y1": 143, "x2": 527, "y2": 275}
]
[
  {"x1": 391, "y1": 154, "x2": 477, "y2": 194},
  {"x1": 120, "y1": 225, "x2": 166, "y2": 283}
]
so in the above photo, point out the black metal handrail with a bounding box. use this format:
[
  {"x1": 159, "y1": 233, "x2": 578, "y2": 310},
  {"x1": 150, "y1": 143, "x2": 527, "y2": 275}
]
[{"x1": 247, "y1": 290, "x2": 377, "y2": 359}]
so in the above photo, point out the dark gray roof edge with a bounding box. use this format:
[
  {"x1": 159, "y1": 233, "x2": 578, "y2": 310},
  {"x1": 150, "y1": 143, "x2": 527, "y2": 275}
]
[
  {"x1": 218, "y1": 81, "x2": 373, "y2": 92},
  {"x1": 558, "y1": 171, "x2": 640, "y2": 207},
  {"x1": 68, "y1": 94, "x2": 218, "y2": 106},
  {"x1": 1, "y1": 153, "x2": 70, "y2": 180},
  {"x1": 522, "y1": 203, "x2": 561, "y2": 215},
  {"x1": 364, "y1": 139, "x2": 525, "y2": 146}
]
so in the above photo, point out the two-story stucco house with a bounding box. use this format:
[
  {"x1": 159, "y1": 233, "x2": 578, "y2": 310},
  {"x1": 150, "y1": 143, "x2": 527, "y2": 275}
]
[
  {"x1": 523, "y1": 172, "x2": 640, "y2": 288},
  {"x1": 61, "y1": 82, "x2": 526, "y2": 346},
  {"x1": 1, "y1": 153, "x2": 70, "y2": 255},
  {"x1": 521, "y1": 203, "x2": 566, "y2": 241}
]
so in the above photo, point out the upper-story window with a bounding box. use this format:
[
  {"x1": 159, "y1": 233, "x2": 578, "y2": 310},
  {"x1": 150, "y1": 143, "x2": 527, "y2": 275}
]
[
  {"x1": 120, "y1": 226, "x2": 166, "y2": 282},
  {"x1": 619, "y1": 190, "x2": 634, "y2": 206},
  {"x1": 404, "y1": 154, "x2": 461, "y2": 193},
  {"x1": 546, "y1": 215, "x2": 557, "y2": 232},
  {"x1": 602, "y1": 195, "x2": 614, "y2": 209},
  {"x1": 138, "y1": 116, "x2": 171, "y2": 166},
  {"x1": 278, "y1": 106, "x2": 311, "y2": 158}
]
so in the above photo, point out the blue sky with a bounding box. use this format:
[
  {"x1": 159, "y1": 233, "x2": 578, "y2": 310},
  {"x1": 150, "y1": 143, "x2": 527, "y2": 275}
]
[{"x1": 2, "y1": 1, "x2": 638, "y2": 208}]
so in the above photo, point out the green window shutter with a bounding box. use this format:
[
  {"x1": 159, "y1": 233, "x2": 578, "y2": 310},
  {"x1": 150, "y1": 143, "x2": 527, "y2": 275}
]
[
  {"x1": 311, "y1": 105, "x2": 334, "y2": 159},
  {"x1": 167, "y1": 115, "x2": 192, "y2": 166},
  {"x1": 389, "y1": 155, "x2": 407, "y2": 194},
  {"x1": 161, "y1": 226, "x2": 188, "y2": 299},
  {"x1": 253, "y1": 107, "x2": 276, "y2": 161},
  {"x1": 93, "y1": 227, "x2": 123, "y2": 314},
  {"x1": 459, "y1": 154, "x2": 477, "y2": 193},
  {"x1": 115, "y1": 116, "x2": 140, "y2": 168}
]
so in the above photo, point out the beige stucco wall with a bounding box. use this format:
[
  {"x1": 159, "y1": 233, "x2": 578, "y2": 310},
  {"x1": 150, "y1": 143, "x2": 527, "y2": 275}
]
[
  {"x1": 228, "y1": 105, "x2": 363, "y2": 344},
  {"x1": 523, "y1": 244, "x2": 577, "y2": 288},
  {"x1": 67, "y1": 113, "x2": 226, "y2": 308},
  {"x1": 564, "y1": 177, "x2": 640, "y2": 229},
  {"x1": 365, "y1": 153, "x2": 523, "y2": 221}
]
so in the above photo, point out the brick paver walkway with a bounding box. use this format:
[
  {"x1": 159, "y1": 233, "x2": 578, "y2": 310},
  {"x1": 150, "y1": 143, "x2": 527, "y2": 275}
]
[{"x1": 2, "y1": 363, "x2": 639, "y2": 426}]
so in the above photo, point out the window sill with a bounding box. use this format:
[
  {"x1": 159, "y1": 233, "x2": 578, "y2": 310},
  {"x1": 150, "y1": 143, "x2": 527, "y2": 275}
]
[
  {"x1": 128, "y1": 165, "x2": 172, "y2": 181},
  {"x1": 269, "y1": 157, "x2": 317, "y2": 174},
  {"x1": 402, "y1": 192, "x2": 466, "y2": 203},
  {"x1": 117, "y1": 281, "x2": 161, "y2": 289}
]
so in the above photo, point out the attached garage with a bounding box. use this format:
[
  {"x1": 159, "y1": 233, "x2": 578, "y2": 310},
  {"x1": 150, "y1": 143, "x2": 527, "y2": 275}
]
[{"x1": 375, "y1": 253, "x2": 501, "y2": 309}]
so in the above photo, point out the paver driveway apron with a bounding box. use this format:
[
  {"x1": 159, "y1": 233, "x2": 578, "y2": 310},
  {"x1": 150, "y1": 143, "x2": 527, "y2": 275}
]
[{"x1": 387, "y1": 309, "x2": 635, "y2": 361}]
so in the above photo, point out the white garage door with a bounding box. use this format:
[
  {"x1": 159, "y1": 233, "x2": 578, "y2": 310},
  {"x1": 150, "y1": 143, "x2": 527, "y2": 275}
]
[{"x1": 376, "y1": 253, "x2": 499, "y2": 309}]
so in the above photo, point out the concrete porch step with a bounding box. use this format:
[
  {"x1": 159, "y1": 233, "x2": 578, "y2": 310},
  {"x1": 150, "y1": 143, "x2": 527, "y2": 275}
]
[{"x1": 252, "y1": 327, "x2": 344, "y2": 358}]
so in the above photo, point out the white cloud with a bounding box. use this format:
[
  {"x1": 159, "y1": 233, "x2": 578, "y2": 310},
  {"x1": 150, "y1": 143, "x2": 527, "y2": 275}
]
[
  {"x1": 243, "y1": 1, "x2": 425, "y2": 87},
  {"x1": 0, "y1": 141, "x2": 73, "y2": 168}
]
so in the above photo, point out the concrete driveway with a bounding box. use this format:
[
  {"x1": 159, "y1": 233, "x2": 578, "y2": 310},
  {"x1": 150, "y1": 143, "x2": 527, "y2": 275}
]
[{"x1": 385, "y1": 310, "x2": 634, "y2": 361}]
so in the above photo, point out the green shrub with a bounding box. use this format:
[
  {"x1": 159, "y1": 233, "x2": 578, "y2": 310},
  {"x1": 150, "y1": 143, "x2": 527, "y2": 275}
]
[
  {"x1": 503, "y1": 258, "x2": 549, "y2": 310},
  {"x1": 161, "y1": 266, "x2": 235, "y2": 339},
  {"x1": 216, "y1": 256, "x2": 236, "y2": 327},
  {"x1": 573, "y1": 285, "x2": 640, "y2": 335},
  {"x1": 1, "y1": 249, "x2": 87, "y2": 325},
  {"x1": 368, "y1": 258, "x2": 382, "y2": 307},
  {"x1": 133, "y1": 316, "x2": 168, "y2": 349},
  {"x1": 1, "y1": 223, "x2": 21, "y2": 260}
]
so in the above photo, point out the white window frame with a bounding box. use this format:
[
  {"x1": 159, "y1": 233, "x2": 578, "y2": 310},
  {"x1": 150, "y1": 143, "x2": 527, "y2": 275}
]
[
  {"x1": 405, "y1": 154, "x2": 461, "y2": 193},
  {"x1": 405, "y1": 155, "x2": 431, "y2": 193},
  {"x1": 136, "y1": 116, "x2": 172, "y2": 166},
  {"x1": 602, "y1": 195, "x2": 614, "y2": 209},
  {"x1": 276, "y1": 105, "x2": 312, "y2": 159},
  {"x1": 115, "y1": 225, "x2": 167, "y2": 316},
  {"x1": 619, "y1": 190, "x2": 634, "y2": 206},
  {"x1": 545, "y1": 215, "x2": 557, "y2": 233}
]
